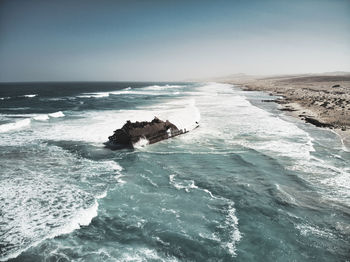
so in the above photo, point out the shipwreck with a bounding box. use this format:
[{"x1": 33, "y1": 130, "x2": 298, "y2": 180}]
[{"x1": 106, "y1": 117, "x2": 198, "y2": 149}]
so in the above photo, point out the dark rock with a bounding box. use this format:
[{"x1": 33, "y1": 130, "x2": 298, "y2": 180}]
[
  {"x1": 106, "y1": 117, "x2": 198, "y2": 149},
  {"x1": 304, "y1": 117, "x2": 333, "y2": 128},
  {"x1": 261, "y1": 99, "x2": 276, "y2": 103},
  {"x1": 275, "y1": 99, "x2": 289, "y2": 104},
  {"x1": 332, "y1": 84, "x2": 341, "y2": 88},
  {"x1": 279, "y1": 107, "x2": 297, "y2": 112}
]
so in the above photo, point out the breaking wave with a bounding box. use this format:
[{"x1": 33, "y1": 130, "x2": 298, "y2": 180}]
[
  {"x1": 0, "y1": 118, "x2": 31, "y2": 133},
  {"x1": 76, "y1": 84, "x2": 182, "y2": 99},
  {"x1": 77, "y1": 92, "x2": 110, "y2": 98},
  {"x1": 23, "y1": 94, "x2": 38, "y2": 98},
  {"x1": 142, "y1": 84, "x2": 184, "y2": 91},
  {"x1": 0, "y1": 145, "x2": 123, "y2": 261},
  {"x1": 48, "y1": 111, "x2": 65, "y2": 118},
  {"x1": 133, "y1": 137, "x2": 150, "y2": 148},
  {"x1": 0, "y1": 111, "x2": 65, "y2": 133}
]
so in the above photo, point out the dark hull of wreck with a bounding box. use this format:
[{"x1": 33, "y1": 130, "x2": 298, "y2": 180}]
[
  {"x1": 105, "y1": 128, "x2": 192, "y2": 149},
  {"x1": 105, "y1": 117, "x2": 199, "y2": 149},
  {"x1": 144, "y1": 128, "x2": 188, "y2": 144}
]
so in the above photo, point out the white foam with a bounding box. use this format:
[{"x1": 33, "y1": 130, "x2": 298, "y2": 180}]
[
  {"x1": 296, "y1": 224, "x2": 334, "y2": 238},
  {"x1": 33, "y1": 112, "x2": 65, "y2": 121},
  {"x1": 195, "y1": 82, "x2": 350, "y2": 207},
  {"x1": 274, "y1": 184, "x2": 298, "y2": 206},
  {"x1": 78, "y1": 92, "x2": 110, "y2": 98},
  {"x1": 156, "y1": 99, "x2": 200, "y2": 132},
  {"x1": 224, "y1": 203, "x2": 242, "y2": 256},
  {"x1": 193, "y1": 83, "x2": 315, "y2": 161},
  {"x1": 96, "y1": 191, "x2": 107, "y2": 199},
  {"x1": 118, "y1": 247, "x2": 172, "y2": 262},
  {"x1": 49, "y1": 111, "x2": 65, "y2": 118},
  {"x1": 140, "y1": 174, "x2": 158, "y2": 188},
  {"x1": 142, "y1": 84, "x2": 184, "y2": 91},
  {"x1": 320, "y1": 165, "x2": 350, "y2": 201},
  {"x1": 0, "y1": 96, "x2": 11, "y2": 100},
  {"x1": 33, "y1": 114, "x2": 50, "y2": 121},
  {"x1": 0, "y1": 143, "x2": 117, "y2": 261},
  {"x1": 78, "y1": 89, "x2": 164, "y2": 98},
  {"x1": 78, "y1": 87, "x2": 136, "y2": 98},
  {"x1": 53, "y1": 201, "x2": 98, "y2": 235},
  {"x1": 0, "y1": 118, "x2": 31, "y2": 133},
  {"x1": 169, "y1": 174, "x2": 199, "y2": 193},
  {"x1": 133, "y1": 137, "x2": 150, "y2": 148},
  {"x1": 203, "y1": 188, "x2": 215, "y2": 198},
  {"x1": 0, "y1": 184, "x2": 99, "y2": 262},
  {"x1": 23, "y1": 94, "x2": 38, "y2": 98},
  {"x1": 0, "y1": 111, "x2": 66, "y2": 134},
  {"x1": 330, "y1": 129, "x2": 349, "y2": 152},
  {"x1": 105, "y1": 161, "x2": 123, "y2": 171},
  {"x1": 114, "y1": 174, "x2": 126, "y2": 184},
  {"x1": 109, "y1": 90, "x2": 161, "y2": 96},
  {"x1": 0, "y1": 200, "x2": 100, "y2": 261}
]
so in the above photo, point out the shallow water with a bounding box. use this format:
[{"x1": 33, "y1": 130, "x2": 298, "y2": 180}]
[{"x1": 0, "y1": 82, "x2": 349, "y2": 261}]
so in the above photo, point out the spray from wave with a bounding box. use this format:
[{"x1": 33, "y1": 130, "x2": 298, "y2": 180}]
[{"x1": 0, "y1": 119, "x2": 31, "y2": 133}]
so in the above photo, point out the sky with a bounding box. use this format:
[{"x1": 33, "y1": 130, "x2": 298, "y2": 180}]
[{"x1": 0, "y1": 0, "x2": 349, "y2": 82}]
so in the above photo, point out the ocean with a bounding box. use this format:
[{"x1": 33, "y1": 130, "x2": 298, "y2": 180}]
[{"x1": 0, "y1": 82, "x2": 349, "y2": 261}]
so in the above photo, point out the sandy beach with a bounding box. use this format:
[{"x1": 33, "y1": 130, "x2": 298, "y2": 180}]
[{"x1": 220, "y1": 73, "x2": 350, "y2": 148}]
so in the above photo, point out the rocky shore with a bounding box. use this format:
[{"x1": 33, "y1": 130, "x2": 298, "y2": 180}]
[{"x1": 222, "y1": 73, "x2": 350, "y2": 148}]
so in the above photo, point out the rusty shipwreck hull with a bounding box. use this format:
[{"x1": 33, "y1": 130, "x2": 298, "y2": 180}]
[{"x1": 105, "y1": 117, "x2": 198, "y2": 149}]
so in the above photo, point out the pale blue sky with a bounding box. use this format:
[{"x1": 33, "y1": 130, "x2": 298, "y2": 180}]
[{"x1": 0, "y1": 0, "x2": 349, "y2": 81}]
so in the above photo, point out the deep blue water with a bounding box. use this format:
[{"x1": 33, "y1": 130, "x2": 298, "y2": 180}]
[{"x1": 0, "y1": 82, "x2": 349, "y2": 261}]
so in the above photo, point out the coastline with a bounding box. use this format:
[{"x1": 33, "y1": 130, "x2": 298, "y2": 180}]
[{"x1": 221, "y1": 74, "x2": 350, "y2": 149}]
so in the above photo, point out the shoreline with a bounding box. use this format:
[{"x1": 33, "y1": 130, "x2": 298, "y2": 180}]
[{"x1": 221, "y1": 74, "x2": 350, "y2": 149}]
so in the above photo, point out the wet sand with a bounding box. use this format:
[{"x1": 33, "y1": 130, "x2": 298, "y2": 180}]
[{"x1": 222, "y1": 73, "x2": 350, "y2": 148}]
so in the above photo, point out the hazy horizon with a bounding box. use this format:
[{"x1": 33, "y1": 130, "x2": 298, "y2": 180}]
[{"x1": 1, "y1": 0, "x2": 350, "y2": 82}]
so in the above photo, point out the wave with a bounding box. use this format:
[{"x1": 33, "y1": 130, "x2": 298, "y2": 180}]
[
  {"x1": 48, "y1": 111, "x2": 65, "y2": 118},
  {"x1": 142, "y1": 84, "x2": 184, "y2": 91},
  {"x1": 133, "y1": 137, "x2": 150, "y2": 149},
  {"x1": 0, "y1": 94, "x2": 37, "y2": 100},
  {"x1": 295, "y1": 223, "x2": 335, "y2": 238},
  {"x1": 330, "y1": 129, "x2": 349, "y2": 152},
  {"x1": 76, "y1": 85, "x2": 179, "y2": 99},
  {"x1": 32, "y1": 111, "x2": 65, "y2": 121},
  {"x1": 168, "y1": 172, "x2": 241, "y2": 257},
  {"x1": 0, "y1": 118, "x2": 31, "y2": 133},
  {"x1": 223, "y1": 203, "x2": 241, "y2": 256},
  {"x1": 2, "y1": 107, "x2": 31, "y2": 111},
  {"x1": 0, "y1": 96, "x2": 11, "y2": 100},
  {"x1": 109, "y1": 90, "x2": 162, "y2": 96},
  {"x1": 0, "y1": 143, "x2": 121, "y2": 261},
  {"x1": 33, "y1": 114, "x2": 50, "y2": 121},
  {"x1": 23, "y1": 94, "x2": 38, "y2": 98},
  {"x1": 105, "y1": 160, "x2": 123, "y2": 171},
  {"x1": 195, "y1": 83, "x2": 315, "y2": 160},
  {"x1": 0, "y1": 200, "x2": 99, "y2": 262},
  {"x1": 169, "y1": 174, "x2": 198, "y2": 193},
  {"x1": 114, "y1": 173, "x2": 126, "y2": 184},
  {"x1": 77, "y1": 92, "x2": 110, "y2": 98},
  {"x1": 0, "y1": 111, "x2": 65, "y2": 133}
]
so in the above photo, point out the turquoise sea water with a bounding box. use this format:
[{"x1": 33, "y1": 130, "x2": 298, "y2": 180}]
[{"x1": 0, "y1": 82, "x2": 349, "y2": 261}]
